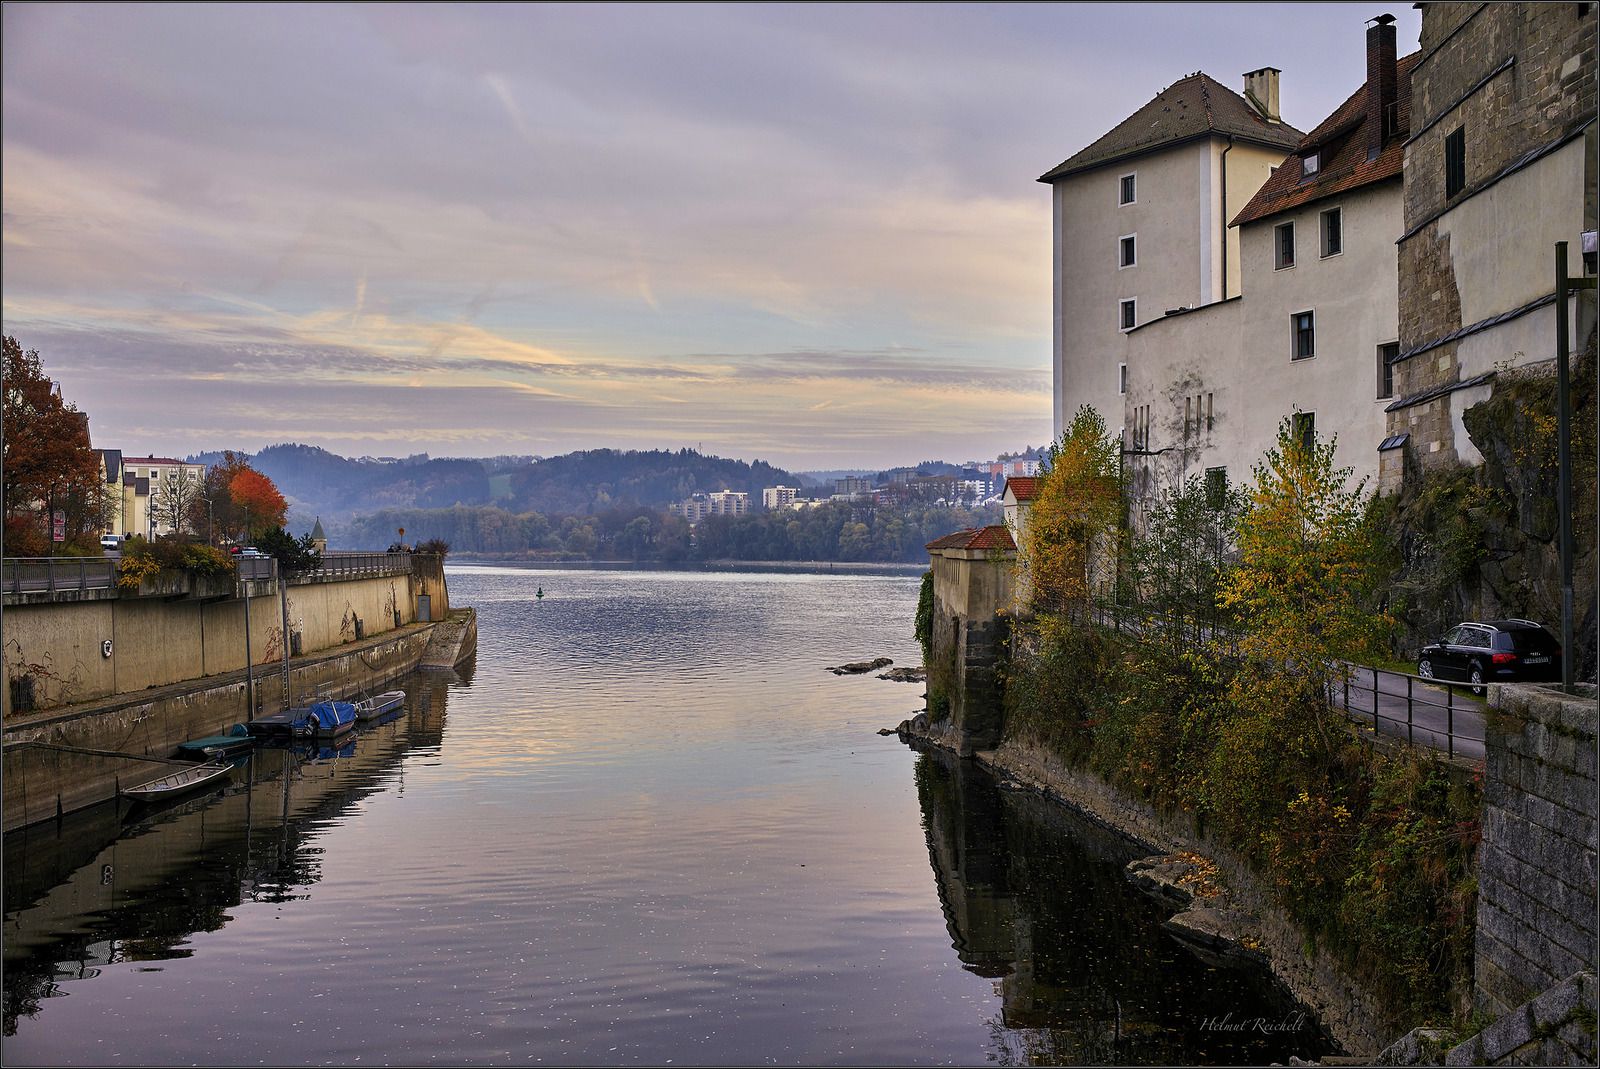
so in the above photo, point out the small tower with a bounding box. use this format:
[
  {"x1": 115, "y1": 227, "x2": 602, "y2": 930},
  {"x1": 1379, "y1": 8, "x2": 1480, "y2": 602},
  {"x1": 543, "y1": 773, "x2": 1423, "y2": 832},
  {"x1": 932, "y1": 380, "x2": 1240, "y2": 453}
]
[{"x1": 309, "y1": 517, "x2": 327, "y2": 554}]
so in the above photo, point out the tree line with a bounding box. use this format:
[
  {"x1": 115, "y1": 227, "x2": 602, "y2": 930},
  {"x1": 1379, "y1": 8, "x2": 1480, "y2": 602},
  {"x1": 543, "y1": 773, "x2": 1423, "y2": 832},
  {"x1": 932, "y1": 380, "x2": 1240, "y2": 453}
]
[{"x1": 344, "y1": 499, "x2": 1001, "y2": 563}]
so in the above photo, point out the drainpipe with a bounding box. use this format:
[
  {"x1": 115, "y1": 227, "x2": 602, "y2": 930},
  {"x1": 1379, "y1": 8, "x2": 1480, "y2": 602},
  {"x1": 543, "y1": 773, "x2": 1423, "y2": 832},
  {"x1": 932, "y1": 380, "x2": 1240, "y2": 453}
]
[{"x1": 1220, "y1": 135, "x2": 1233, "y2": 300}]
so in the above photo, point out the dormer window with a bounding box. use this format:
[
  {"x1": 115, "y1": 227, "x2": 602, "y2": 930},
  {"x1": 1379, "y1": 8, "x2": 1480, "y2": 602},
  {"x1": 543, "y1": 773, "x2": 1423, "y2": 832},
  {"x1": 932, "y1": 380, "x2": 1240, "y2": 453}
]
[{"x1": 1302, "y1": 151, "x2": 1320, "y2": 179}]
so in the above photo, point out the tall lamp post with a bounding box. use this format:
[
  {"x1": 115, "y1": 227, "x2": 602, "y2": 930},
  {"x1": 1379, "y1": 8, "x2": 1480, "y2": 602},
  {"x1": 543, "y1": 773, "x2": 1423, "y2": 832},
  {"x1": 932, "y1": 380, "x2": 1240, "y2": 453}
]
[{"x1": 1554, "y1": 241, "x2": 1596, "y2": 693}]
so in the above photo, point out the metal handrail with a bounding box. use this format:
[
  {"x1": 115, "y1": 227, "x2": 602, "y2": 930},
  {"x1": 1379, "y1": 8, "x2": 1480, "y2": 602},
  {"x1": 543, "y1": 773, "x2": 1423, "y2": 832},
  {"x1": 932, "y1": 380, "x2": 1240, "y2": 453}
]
[{"x1": 4, "y1": 556, "x2": 117, "y2": 595}]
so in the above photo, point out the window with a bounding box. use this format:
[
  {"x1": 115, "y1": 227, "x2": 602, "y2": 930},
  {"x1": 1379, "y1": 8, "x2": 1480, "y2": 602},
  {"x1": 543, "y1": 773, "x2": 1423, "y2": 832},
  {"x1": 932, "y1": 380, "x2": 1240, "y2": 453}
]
[
  {"x1": 1302, "y1": 152, "x2": 1320, "y2": 179},
  {"x1": 1377, "y1": 341, "x2": 1398, "y2": 399},
  {"x1": 1120, "y1": 298, "x2": 1136, "y2": 331},
  {"x1": 1119, "y1": 173, "x2": 1136, "y2": 205},
  {"x1": 1118, "y1": 363, "x2": 1127, "y2": 395},
  {"x1": 1274, "y1": 222, "x2": 1295, "y2": 269},
  {"x1": 1444, "y1": 127, "x2": 1466, "y2": 198},
  {"x1": 1205, "y1": 391, "x2": 1213, "y2": 430},
  {"x1": 1292, "y1": 411, "x2": 1315, "y2": 453},
  {"x1": 1320, "y1": 207, "x2": 1342, "y2": 257},
  {"x1": 1204, "y1": 467, "x2": 1228, "y2": 510},
  {"x1": 1292, "y1": 310, "x2": 1315, "y2": 359},
  {"x1": 1119, "y1": 234, "x2": 1136, "y2": 268}
]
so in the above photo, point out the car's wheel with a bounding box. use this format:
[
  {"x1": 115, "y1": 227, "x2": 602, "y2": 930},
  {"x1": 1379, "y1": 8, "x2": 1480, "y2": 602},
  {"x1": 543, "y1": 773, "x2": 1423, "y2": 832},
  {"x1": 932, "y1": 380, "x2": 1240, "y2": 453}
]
[
  {"x1": 1418, "y1": 659, "x2": 1434, "y2": 679},
  {"x1": 1469, "y1": 665, "x2": 1485, "y2": 697}
]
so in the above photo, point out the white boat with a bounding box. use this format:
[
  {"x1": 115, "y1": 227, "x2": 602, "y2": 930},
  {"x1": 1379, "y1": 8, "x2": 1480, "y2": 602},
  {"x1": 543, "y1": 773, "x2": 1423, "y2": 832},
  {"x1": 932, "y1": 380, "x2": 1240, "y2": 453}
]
[
  {"x1": 121, "y1": 762, "x2": 232, "y2": 801},
  {"x1": 352, "y1": 690, "x2": 406, "y2": 721}
]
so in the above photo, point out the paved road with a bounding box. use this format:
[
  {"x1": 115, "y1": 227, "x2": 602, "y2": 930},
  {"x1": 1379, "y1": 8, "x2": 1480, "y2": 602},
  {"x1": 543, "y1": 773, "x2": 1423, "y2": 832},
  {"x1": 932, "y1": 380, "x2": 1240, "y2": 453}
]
[{"x1": 1335, "y1": 664, "x2": 1485, "y2": 760}]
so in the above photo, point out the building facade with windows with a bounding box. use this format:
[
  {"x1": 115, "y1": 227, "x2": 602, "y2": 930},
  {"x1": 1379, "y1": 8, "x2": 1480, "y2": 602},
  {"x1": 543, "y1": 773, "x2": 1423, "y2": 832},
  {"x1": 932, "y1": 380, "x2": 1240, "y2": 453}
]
[
  {"x1": 762, "y1": 486, "x2": 799, "y2": 511},
  {"x1": 1111, "y1": 18, "x2": 1412, "y2": 511},
  {"x1": 1381, "y1": 2, "x2": 1596, "y2": 491},
  {"x1": 119, "y1": 456, "x2": 207, "y2": 538},
  {"x1": 1039, "y1": 69, "x2": 1303, "y2": 441}
]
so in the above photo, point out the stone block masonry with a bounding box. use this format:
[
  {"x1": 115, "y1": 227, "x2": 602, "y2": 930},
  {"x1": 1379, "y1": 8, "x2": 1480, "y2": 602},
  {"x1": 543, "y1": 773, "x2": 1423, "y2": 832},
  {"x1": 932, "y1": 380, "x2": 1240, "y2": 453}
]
[{"x1": 1476, "y1": 683, "x2": 1597, "y2": 1020}]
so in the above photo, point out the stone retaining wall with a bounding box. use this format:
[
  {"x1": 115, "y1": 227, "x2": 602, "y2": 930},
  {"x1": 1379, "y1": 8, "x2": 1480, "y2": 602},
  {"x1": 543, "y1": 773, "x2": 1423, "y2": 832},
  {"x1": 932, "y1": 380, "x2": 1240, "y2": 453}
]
[{"x1": 1477, "y1": 683, "x2": 1598, "y2": 1018}]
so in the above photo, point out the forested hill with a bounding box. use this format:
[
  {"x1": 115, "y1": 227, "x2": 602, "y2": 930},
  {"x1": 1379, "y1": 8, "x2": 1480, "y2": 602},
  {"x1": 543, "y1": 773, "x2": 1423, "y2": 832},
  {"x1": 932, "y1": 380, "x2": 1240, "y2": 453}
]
[
  {"x1": 501, "y1": 448, "x2": 797, "y2": 515},
  {"x1": 186, "y1": 444, "x2": 801, "y2": 527}
]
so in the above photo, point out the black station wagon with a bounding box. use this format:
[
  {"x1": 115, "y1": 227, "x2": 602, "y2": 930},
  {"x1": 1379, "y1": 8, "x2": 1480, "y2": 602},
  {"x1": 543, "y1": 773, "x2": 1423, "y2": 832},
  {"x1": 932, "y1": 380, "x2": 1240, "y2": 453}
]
[{"x1": 1418, "y1": 620, "x2": 1563, "y2": 693}]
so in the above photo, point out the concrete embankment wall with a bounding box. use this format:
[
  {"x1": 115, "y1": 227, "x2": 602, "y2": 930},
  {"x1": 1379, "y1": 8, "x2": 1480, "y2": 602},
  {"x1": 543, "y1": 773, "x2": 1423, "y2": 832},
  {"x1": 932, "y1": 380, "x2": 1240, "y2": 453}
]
[
  {"x1": 3, "y1": 624, "x2": 439, "y2": 832},
  {"x1": 978, "y1": 735, "x2": 1395, "y2": 1057},
  {"x1": 4, "y1": 573, "x2": 417, "y2": 716},
  {"x1": 1476, "y1": 684, "x2": 1597, "y2": 1018}
]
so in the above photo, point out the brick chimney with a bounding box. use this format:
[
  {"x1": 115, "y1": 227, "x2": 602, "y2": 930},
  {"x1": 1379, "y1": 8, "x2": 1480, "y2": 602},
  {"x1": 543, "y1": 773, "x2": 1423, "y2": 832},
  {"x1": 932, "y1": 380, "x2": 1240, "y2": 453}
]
[
  {"x1": 1243, "y1": 67, "x2": 1281, "y2": 123},
  {"x1": 1367, "y1": 13, "x2": 1398, "y2": 160}
]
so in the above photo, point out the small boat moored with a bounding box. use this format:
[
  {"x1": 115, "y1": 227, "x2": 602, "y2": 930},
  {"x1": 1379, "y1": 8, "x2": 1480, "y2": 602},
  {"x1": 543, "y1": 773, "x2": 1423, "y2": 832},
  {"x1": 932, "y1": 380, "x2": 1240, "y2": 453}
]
[
  {"x1": 304, "y1": 700, "x2": 359, "y2": 737},
  {"x1": 175, "y1": 723, "x2": 255, "y2": 760},
  {"x1": 352, "y1": 690, "x2": 406, "y2": 721},
  {"x1": 121, "y1": 762, "x2": 232, "y2": 802}
]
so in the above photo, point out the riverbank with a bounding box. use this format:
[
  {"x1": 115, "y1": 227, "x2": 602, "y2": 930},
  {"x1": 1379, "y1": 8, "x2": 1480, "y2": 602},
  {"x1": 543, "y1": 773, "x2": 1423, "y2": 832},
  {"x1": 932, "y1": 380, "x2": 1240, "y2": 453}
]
[
  {"x1": 3, "y1": 609, "x2": 476, "y2": 832},
  {"x1": 449, "y1": 555, "x2": 928, "y2": 574},
  {"x1": 896, "y1": 720, "x2": 1394, "y2": 1058}
]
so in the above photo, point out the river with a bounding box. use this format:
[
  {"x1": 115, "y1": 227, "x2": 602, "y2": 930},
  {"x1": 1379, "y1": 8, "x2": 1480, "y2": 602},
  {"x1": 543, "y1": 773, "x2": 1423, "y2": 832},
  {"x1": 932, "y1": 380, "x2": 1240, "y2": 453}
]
[{"x1": 3, "y1": 565, "x2": 1329, "y2": 1065}]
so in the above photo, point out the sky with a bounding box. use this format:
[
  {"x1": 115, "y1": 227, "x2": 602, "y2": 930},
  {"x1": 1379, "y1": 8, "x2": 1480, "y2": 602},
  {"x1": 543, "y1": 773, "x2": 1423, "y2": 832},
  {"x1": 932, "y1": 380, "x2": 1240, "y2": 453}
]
[{"x1": 2, "y1": 3, "x2": 1422, "y2": 470}]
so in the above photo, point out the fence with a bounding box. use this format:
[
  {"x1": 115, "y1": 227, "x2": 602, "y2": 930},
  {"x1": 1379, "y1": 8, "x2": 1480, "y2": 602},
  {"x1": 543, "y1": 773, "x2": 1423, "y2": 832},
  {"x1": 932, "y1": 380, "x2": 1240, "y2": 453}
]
[
  {"x1": 294, "y1": 552, "x2": 412, "y2": 582},
  {"x1": 3, "y1": 557, "x2": 117, "y2": 595},
  {"x1": 1081, "y1": 599, "x2": 1483, "y2": 760}
]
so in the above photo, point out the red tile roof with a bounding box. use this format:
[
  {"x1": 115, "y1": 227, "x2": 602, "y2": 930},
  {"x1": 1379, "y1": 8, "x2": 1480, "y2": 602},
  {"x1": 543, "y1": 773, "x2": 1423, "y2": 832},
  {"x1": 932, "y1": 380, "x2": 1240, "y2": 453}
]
[
  {"x1": 1003, "y1": 476, "x2": 1040, "y2": 502},
  {"x1": 1231, "y1": 52, "x2": 1419, "y2": 227},
  {"x1": 926, "y1": 525, "x2": 1016, "y2": 552},
  {"x1": 1039, "y1": 72, "x2": 1303, "y2": 183}
]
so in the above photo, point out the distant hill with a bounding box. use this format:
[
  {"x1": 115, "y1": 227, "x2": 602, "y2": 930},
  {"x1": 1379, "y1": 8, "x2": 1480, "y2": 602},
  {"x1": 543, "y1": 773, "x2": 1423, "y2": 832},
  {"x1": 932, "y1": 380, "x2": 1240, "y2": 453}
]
[{"x1": 185, "y1": 443, "x2": 802, "y2": 531}]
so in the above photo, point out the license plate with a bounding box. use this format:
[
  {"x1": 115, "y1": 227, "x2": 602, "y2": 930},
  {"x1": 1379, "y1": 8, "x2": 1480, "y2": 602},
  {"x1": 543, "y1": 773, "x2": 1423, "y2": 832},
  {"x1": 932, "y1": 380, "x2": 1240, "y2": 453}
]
[{"x1": 1525, "y1": 656, "x2": 1549, "y2": 664}]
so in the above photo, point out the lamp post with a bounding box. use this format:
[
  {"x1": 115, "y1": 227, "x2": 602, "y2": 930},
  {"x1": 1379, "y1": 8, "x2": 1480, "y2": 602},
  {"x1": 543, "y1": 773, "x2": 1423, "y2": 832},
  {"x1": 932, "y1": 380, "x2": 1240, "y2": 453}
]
[{"x1": 1554, "y1": 241, "x2": 1596, "y2": 692}]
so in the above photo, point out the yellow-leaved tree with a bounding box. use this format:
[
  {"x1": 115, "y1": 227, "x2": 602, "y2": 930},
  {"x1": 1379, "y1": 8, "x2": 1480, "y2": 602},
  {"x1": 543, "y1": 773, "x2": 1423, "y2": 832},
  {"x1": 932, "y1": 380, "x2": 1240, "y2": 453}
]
[
  {"x1": 1020, "y1": 406, "x2": 1122, "y2": 615},
  {"x1": 1208, "y1": 416, "x2": 1391, "y2": 831}
]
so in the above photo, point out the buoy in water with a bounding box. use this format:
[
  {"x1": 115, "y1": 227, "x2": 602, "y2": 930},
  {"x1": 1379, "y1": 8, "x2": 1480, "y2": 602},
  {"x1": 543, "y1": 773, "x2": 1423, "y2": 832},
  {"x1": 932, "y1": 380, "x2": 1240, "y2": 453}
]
[{"x1": 536, "y1": 587, "x2": 545, "y2": 600}]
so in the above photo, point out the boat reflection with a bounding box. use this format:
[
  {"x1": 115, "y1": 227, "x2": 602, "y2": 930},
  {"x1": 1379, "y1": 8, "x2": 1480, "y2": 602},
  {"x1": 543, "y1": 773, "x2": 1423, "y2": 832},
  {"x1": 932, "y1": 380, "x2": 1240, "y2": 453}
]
[
  {"x1": 912, "y1": 747, "x2": 1332, "y2": 1066},
  {"x1": 2, "y1": 670, "x2": 460, "y2": 1036}
]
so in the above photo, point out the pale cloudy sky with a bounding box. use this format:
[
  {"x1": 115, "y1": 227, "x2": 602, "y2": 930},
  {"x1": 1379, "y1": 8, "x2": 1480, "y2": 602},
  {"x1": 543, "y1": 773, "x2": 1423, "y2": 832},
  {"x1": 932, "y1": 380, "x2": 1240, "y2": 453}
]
[{"x1": 2, "y1": 3, "x2": 1420, "y2": 469}]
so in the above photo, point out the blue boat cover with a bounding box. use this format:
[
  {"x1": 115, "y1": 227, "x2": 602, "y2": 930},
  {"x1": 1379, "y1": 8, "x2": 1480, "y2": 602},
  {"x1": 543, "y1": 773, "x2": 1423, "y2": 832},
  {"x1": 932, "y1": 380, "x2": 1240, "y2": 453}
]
[{"x1": 307, "y1": 701, "x2": 358, "y2": 730}]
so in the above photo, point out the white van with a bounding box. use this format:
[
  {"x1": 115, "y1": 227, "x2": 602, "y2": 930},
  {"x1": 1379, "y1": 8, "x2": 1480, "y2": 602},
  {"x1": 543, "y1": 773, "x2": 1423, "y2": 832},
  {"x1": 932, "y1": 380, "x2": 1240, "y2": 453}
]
[{"x1": 100, "y1": 535, "x2": 121, "y2": 552}]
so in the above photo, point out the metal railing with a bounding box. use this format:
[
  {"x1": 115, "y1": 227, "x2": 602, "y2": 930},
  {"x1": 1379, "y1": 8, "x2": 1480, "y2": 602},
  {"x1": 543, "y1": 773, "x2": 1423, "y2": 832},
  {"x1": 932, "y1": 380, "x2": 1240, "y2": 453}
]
[
  {"x1": 3, "y1": 556, "x2": 117, "y2": 595},
  {"x1": 293, "y1": 551, "x2": 411, "y2": 582},
  {"x1": 236, "y1": 556, "x2": 279, "y2": 582}
]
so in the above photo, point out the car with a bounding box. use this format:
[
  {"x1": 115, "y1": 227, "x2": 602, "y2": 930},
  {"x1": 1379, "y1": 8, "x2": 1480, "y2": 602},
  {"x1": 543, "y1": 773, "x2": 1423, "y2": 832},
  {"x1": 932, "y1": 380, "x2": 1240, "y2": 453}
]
[
  {"x1": 228, "y1": 545, "x2": 263, "y2": 557},
  {"x1": 100, "y1": 535, "x2": 121, "y2": 551},
  {"x1": 1418, "y1": 620, "x2": 1563, "y2": 694}
]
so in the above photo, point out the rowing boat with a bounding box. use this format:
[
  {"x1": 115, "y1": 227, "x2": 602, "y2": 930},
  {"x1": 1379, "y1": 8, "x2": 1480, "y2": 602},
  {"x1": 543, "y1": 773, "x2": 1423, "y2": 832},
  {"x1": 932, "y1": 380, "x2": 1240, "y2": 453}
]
[{"x1": 121, "y1": 762, "x2": 232, "y2": 801}]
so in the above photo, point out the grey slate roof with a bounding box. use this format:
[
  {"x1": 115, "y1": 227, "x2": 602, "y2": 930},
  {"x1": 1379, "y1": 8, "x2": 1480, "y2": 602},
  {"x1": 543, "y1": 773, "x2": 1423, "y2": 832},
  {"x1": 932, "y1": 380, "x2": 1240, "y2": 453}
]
[
  {"x1": 1038, "y1": 72, "x2": 1304, "y2": 183},
  {"x1": 310, "y1": 517, "x2": 326, "y2": 540}
]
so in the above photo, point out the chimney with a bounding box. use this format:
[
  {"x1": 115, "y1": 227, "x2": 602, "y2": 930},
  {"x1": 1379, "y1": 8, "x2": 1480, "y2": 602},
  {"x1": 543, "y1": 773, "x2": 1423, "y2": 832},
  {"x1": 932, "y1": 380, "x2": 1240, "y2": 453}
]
[
  {"x1": 1367, "y1": 13, "x2": 1398, "y2": 160},
  {"x1": 1243, "y1": 67, "x2": 1281, "y2": 123}
]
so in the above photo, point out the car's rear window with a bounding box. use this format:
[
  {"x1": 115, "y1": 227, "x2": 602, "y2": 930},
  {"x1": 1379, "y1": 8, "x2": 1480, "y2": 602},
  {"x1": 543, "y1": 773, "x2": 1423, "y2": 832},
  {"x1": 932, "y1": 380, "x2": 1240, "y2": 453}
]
[{"x1": 1495, "y1": 628, "x2": 1556, "y2": 651}]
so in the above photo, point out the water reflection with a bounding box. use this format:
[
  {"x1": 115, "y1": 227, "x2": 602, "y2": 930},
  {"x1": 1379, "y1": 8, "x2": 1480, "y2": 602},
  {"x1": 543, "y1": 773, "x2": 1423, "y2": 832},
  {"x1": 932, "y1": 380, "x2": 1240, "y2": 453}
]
[
  {"x1": 913, "y1": 747, "x2": 1332, "y2": 1065},
  {"x1": 2, "y1": 670, "x2": 458, "y2": 1036}
]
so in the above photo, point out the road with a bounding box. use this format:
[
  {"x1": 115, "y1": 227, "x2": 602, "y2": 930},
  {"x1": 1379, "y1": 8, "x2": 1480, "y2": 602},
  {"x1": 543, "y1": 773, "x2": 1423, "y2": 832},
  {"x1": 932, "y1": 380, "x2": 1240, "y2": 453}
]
[{"x1": 1335, "y1": 664, "x2": 1485, "y2": 760}]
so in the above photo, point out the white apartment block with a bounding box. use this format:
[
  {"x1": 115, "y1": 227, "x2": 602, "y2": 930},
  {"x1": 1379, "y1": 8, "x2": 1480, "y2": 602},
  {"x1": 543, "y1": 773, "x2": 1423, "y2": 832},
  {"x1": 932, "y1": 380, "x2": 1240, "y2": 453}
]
[
  {"x1": 762, "y1": 486, "x2": 799, "y2": 510},
  {"x1": 707, "y1": 491, "x2": 749, "y2": 517}
]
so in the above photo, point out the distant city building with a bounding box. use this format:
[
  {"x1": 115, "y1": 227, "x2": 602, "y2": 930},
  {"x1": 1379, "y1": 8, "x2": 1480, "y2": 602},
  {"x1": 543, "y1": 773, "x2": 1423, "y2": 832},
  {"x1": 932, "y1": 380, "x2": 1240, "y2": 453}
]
[
  {"x1": 669, "y1": 495, "x2": 710, "y2": 523},
  {"x1": 762, "y1": 486, "x2": 798, "y2": 510},
  {"x1": 834, "y1": 476, "x2": 874, "y2": 496},
  {"x1": 707, "y1": 490, "x2": 750, "y2": 517},
  {"x1": 107, "y1": 455, "x2": 205, "y2": 538}
]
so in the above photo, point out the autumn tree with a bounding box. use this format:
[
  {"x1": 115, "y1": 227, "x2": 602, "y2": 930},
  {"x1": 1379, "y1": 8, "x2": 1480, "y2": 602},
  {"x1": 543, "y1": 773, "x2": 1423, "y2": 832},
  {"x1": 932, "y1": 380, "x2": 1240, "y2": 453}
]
[
  {"x1": 229, "y1": 469, "x2": 288, "y2": 539},
  {"x1": 1212, "y1": 416, "x2": 1390, "y2": 781},
  {"x1": 2, "y1": 336, "x2": 112, "y2": 554},
  {"x1": 1019, "y1": 405, "x2": 1122, "y2": 614},
  {"x1": 150, "y1": 469, "x2": 201, "y2": 537}
]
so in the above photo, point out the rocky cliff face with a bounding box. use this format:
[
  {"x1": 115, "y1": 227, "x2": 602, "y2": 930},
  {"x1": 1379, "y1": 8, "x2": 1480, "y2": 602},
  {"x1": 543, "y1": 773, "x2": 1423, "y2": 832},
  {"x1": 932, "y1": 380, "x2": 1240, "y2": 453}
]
[{"x1": 1382, "y1": 338, "x2": 1595, "y2": 680}]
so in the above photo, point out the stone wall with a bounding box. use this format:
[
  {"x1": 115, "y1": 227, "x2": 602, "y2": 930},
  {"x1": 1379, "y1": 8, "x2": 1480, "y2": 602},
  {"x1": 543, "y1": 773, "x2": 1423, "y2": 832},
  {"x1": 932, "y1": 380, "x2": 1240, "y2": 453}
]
[
  {"x1": 1476, "y1": 682, "x2": 1598, "y2": 1018},
  {"x1": 1390, "y1": 2, "x2": 1597, "y2": 481},
  {"x1": 2, "y1": 623, "x2": 438, "y2": 832}
]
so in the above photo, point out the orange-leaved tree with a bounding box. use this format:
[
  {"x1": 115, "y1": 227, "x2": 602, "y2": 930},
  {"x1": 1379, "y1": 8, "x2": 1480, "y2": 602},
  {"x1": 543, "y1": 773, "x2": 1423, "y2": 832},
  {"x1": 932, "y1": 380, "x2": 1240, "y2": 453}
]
[
  {"x1": 229, "y1": 468, "x2": 288, "y2": 540},
  {"x1": 1020, "y1": 405, "x2": 1122, "y2": 615}
]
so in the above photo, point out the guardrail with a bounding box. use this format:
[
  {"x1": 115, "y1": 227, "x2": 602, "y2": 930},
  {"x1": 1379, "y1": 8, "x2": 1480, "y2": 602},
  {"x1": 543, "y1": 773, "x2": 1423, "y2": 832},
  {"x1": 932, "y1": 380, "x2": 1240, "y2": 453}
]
[
  {"x1": 295, "y1": 551, "x2": 412, "y2": 582},
  {"x1": 3, "y1": 557, "x2": 117, "y2": 595}
]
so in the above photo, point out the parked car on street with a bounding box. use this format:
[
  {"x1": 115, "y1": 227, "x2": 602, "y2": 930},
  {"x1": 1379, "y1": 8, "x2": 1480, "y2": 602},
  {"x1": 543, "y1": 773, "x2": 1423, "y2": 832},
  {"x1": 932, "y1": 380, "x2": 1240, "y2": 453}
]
[
  {"x1": 230, "y1": 545, "x2": 263, "y2": 557},
  {"x1": 1418, "y1": 620, "x2": 1563, "y2": 694},
  {"x1": 100, "y1": 534, "x2": 121, "y2": 552}
]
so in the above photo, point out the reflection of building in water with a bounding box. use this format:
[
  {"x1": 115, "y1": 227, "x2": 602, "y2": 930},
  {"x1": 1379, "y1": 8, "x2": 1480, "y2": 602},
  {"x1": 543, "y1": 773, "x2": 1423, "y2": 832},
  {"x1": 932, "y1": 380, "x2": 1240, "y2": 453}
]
[
  {"x1": 2, "y1": 669, "x2": 460, "y2": 1037},
  {"x1": 912, "y1": 749, "x2": 1329, "y2": 1066}
]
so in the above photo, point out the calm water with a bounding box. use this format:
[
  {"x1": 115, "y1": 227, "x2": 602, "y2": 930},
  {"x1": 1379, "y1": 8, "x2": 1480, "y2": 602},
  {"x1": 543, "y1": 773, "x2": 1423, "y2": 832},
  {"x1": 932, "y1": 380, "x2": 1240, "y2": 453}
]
[{"x1": 4, "y1": 565, "x2": 1329, "y2": 1065}]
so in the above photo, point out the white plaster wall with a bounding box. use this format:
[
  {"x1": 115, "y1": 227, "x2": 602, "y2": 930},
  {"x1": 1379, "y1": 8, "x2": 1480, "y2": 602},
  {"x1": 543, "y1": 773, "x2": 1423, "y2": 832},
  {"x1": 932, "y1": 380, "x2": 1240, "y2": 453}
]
[
  {"x1": 1051, "y1": 138, "x2": 1289, "y2": 445},
  {"x1": 1437, "y1": 139, "x2": 1587, "y2": 325},
  {"x1": 1123, "y1": 179, "x2": 1402, "y2": 496}
]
